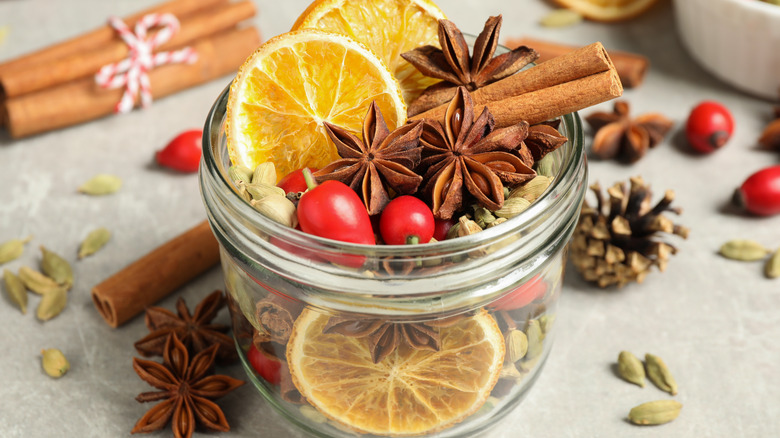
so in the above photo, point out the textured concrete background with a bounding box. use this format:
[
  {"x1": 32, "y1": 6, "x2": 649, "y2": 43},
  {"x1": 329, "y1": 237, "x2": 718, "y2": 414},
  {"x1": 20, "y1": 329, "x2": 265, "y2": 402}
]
[{"x1": 0, "y1": 0, "x2": 778, "y2": 437}]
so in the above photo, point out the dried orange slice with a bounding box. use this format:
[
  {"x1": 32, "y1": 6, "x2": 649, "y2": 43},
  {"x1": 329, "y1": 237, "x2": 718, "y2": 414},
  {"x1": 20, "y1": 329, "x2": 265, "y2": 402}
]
[
  {"x1": 292, "y1": 0, "x2": 446, "y2": 104},
  {"x1": 226, "y1": 30, "x2": 406, "y2": 179},
  {"x1": 286, "y1": 308, "x2": 504, "y2": 436},
  {"x1": 553, "y1": 0, "x2": 660, "y2": 22}
]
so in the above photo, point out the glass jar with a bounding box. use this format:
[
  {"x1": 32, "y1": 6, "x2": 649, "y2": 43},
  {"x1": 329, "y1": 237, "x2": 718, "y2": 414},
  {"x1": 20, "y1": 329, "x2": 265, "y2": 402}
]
[{"x1": 200, "y1": 82, "x2": 586, "y2": 436}]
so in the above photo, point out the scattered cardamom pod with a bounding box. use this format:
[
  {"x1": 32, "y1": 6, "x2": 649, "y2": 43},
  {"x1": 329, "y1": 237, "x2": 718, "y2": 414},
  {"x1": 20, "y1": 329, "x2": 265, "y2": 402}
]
[
  {"x1": 506, "y1": 329, "x2": 529, "y2": 363},
  {"x1": 252, "y1": 162, "x2": 277, "y2": 186},
  {"x1": 494, "y1": 197, "x2": 531, "y2": 219},
  {"x1": 524, "y1": 319, "x2": 543, "y2": 360},
  {"x1": 645, "y1": 353, "x2": 678, "y2": 395},
  {"x1": 36, "y1": 287, "x2": 68, "y2": 321},
  {"x1": 765, "y1": 247, "x2": 780, "y2": 279},
  {"x1": 78, "y1": 174, "x2": 122, "y2": 195},
  {"x1": 244, "y1": 182, "x2": 286, "y2": 200},
  {"x1": 40, "y1": 246, "x2": 73, "y2": 289},
  {"x1": 0, "y1": 235, "x2": 32, "y2": 265},
  {"x1": 41, "y1": 348, "x2": 70, "y2": 378},
  {"x1": 719, "y1": 239, "x2": 770, "y2": 261},
  {"x1": 509, "y1": 176, "x2": 552, "y2": 202},
  {"x1": 540, "y1": 9, "x2": 583, "y2": 28},
  {"x1": 628, "y1": 400, "x2": 682, "y2": 426},
  {"x1": 78, "y1": 228, "x2": 111, "y2": 259},
  {"x1": 3, "y1": 269, "x2": 27, "y2": 314},
  {"x1": 228, "y1": 164, "x2": 254, "y2": 185},
  {"x1": 617, "y1": 351, "x2": 646, "y2": 388},
  {"x1": 250, "y1": 195, "x2": 298, "y2": 228},
  {"x1": 18, "y1": 266, "x2": 61, "y2": 295}
]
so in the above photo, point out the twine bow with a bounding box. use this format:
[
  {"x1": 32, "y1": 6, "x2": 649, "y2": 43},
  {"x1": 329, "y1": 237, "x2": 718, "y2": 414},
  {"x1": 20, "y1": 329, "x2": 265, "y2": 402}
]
[{"x1": 95, "y1": 13, "x2": 198, "y2": 114}]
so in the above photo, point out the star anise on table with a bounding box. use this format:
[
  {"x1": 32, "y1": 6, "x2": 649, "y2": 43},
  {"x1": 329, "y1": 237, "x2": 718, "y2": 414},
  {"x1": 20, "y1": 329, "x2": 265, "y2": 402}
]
[
  {"x1": 585, "y1": 100, "x2": 674, "y2": 163},
  {"x1": 134, "y1": 290, "x2": 237, "y2": 364},
  {"x1": 313, "y1": 101, "x2": 424, "y2": 215},
  {"x1": 418, "y1": 86, "x2": 536, "y2": 220},
  {"x1": 401, "y1": 15, "x2": 538, "y2": 116},
  {"x1": 323, "y1": 314, "x2": 464, "y2": 364},
  {"x1": 132, "y1": 334, "x2": 244, "y2": 438}
]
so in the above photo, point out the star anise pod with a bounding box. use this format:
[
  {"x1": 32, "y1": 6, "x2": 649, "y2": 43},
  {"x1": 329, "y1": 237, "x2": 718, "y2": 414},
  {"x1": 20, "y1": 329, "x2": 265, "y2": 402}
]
[
  {"x1": 401, "y1": 15, "x2": 538, "y2": 116},
  {"x1": 322, "y1": 314, "x2": 464, "y2": 364},
  {"x1": 758, "y1": 109, "x2": 780, "y2": 151},
  {"x1": 585, "y1": 100, "x2": 674, "y2": 163},
  {"x1": 132, "y1": 334, "x2": 244, "y2": 438},
  {"x1": 418, "y1": 86, "x2": 535, "y2": 220},
  {"x1": 313, "y1": 101, "x2": 424, "y2": 215},
  {"x1": 134, "y1": 290, "x2": 237, "y2": 364}
]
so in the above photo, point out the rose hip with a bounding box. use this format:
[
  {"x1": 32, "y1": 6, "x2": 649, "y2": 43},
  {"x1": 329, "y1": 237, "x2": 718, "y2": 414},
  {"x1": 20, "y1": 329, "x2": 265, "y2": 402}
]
[
  {"x1": 379, "y1": 196, "x2": 435, "y2": 245},
  {"x1": 156, "y1": 129, "x2": 203, "y2": 172},
  {"x1": 685, "y1": 101, "x2": 734, "y2": 154},
  {"x1": 733, "y1": 165, "x2": 780, "y2": 216}
]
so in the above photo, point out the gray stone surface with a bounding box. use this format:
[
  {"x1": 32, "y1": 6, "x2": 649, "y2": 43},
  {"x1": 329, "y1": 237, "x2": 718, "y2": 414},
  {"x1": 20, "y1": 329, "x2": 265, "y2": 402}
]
[{"x1": 0, "y1": 1, "x2": 778, "y2": 437}]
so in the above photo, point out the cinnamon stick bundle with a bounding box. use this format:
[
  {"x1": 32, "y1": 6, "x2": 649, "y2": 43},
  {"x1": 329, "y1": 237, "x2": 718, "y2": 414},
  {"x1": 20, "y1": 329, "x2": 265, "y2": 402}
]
[
  {"x1": 3, "y1": 27, "x2": 261, "y2": 138},
  {"x1": 410, "y1": 42, "x2": 623, "y2": 127},
  {"x1": 0, "y1": 0, "x2": 256, "y2": 98}
]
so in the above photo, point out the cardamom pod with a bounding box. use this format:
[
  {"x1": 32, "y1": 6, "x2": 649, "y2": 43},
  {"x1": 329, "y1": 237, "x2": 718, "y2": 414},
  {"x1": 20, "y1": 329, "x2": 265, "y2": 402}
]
[
  {"x1": 617, "y1": 351, "x2": 646, "y2": 388},
  {"x1": 509, "y1": 176, "x2": 552, "y2": 202},
  {"x1": 250, "y1": 195, "x2": 298, "y2": 228},
  {"x1": 78, "y1": 228, "x2": 111, "y2": 259},
  {"x1": 524, "y1": 319, "x2": 543, "y2": 360},
  {"x1": 473, "y1": 207, "x2": 497, "y2": 229},
  {"x1": 628, "y1": 400, "x2": 682, "y2": 426},
  {"x1": 41, "y1": 348, "x2": 70, "y2": 378},
  {"x1": 245, "y1": 182, "x2": 286, "y2": 200},
  {"x1": 645, "y1": 353, "x2": 678, "y2": 395},
  {"x1": 457, "y1": 216, "x2": 482, "y2": 237},
  {"x1": 506, "y1": 329, "x2": 528, "y2": 363},
  {"x1": 494, "y1": 197, "x2": 532, "y2": 219},
  {"x1": 0, "y1": 235, "x2": 32, "y2": 265},
  {"x1": 40, "y1": 246, "x2": 73, "y2": 289},
  {"x1": 78, "y1": 174, "x2": 122, "y2": 195},
  {"x1": 535, "y1": 155, "x2": 555, "y2": 177},
  {"x1": 18, "y1": 266, "x2": 61, "y2": 295},
  {"x1": 3, "y1": 269, "x2": 27, "y2": 314},
  {"x1": 228, "y1": 164, "x2": 254, "y2": 184},
  {"x1": 540, "y1": 9, "x2": 583, "y2": 27},
  {"x1": 486, "y1": 217, "x2": 507, "y2": 228},
  {"x1": 765, "y1": 247, "x2": 780, "y2": 279},
  {"x1": 252, "y1": 162, "x2": 277, "y2": 185},
  {"x1": 299, "y1": 405, "x2": 327, "y2": 424},
  {"x1": 719, "y1": 239, "x2": 770, "y2": 261},
  {"x1": 37, "y1": 286, "x2": 68, "y2": 321}
]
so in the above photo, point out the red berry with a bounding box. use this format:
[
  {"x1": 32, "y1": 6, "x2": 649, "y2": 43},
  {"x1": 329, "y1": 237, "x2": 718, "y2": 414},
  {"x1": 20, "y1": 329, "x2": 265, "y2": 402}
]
[
  {"x1": 155, "y1": 129, "x2": 203, "y2": 172},
  {"x1": 278, "y1": 167, "x2": 318, "y2": 195},
  {"x1": 433, "y1": 218, "x2": 456, "y2": 241},
  {"x1": 685, "y1": 101, "x2": 734, "y2": 154},
  {"x1": 491, "y1": 275, "x2": 547, "y2": 311},
  {"x1": 247, "y1": 343, "x2": 281, "y2": 385},
  {"x1": 379, "y1": 196, "x2": 435, "y2": 245},
  {"x1": 734, "y1": 165, "x2": 780, "y2": 216}
]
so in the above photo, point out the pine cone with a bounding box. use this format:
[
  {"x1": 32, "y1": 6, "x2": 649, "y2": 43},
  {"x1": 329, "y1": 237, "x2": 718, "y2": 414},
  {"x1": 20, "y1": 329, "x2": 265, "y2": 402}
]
[{"x1": 570, "y1": 176, "x2": 689, "y2": 288}]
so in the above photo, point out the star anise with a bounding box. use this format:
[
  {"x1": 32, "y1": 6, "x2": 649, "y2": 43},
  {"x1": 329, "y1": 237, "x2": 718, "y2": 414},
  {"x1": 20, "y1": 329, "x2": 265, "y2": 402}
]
[
  {"x1": 585, "y1": 100, "x2": 674, "y2": 163},
  {"x1": 132, "y1": 334, "x2": 244, "y2": 438},
  {"x1": 134, "y1": 290, "x2": 237, "y2": 364},
  {"x1": 401, "y1": 15, "x2": 538, "y2": 116},
  {"x1": 526, "y1": 123, "x2": 568, "y2": 162},
  {"x1": 418, "y1": 86, "x2": 535, "y2": 220},
  {"x1": 313, "y1": 101, "x2": 424, "y2": 215},
  {"x1": 322, "y1": 314, "x2": 464, "y2": 364}
]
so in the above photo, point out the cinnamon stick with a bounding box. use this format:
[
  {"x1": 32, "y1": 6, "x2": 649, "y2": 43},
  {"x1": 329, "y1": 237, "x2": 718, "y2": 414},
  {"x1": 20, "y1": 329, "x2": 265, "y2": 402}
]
[
  {"x1": 505, "y1": 37, "x2": 649, "y2": 88},
  {"x1": 0, "y1": 0, "x2": 256, "y2": 98},
  {"x1": 280, "y1": 362, "x2": 305, "y2": 404},
  {"x1": 3, "y1": 27, "x2": 261, "y2": 138},
  {"x1": 410, "y1": 42, "x2": 623, "y2": 127},
  {"x1": 91, "y1": 221, "x2": 221, "y2": 328},
  {"x1": 255, "y1": 294, "x2": 303, "y2": 344}
]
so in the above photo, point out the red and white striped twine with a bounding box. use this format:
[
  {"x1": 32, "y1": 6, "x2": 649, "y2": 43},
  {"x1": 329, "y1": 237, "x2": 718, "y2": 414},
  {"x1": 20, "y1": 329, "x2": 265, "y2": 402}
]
[{"x1": 95, "y1": 13, "x2": 198, "y2": 114}]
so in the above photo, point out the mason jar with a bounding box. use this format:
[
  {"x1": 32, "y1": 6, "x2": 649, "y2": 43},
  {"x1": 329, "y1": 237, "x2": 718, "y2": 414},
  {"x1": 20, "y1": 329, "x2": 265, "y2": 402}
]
[{"x1": 200, "y1": 74, "x2": 586, "y2": 436}]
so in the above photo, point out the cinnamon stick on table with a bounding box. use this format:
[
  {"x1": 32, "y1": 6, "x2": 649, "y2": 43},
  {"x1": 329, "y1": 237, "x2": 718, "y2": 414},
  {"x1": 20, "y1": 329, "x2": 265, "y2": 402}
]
[
  {"x1": 0, "y1": 0, "x2": 256, "y2": 98},
  {"x1": 3, "y1": 26, "x2": 261, "y2": 138},
  {"x1": 409, "y1": 42, "x2": 623, "y2": 127}
]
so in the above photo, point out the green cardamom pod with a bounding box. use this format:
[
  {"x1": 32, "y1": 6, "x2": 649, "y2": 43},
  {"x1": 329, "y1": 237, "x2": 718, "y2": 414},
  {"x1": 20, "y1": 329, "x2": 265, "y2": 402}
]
[
  {"x1": 228, "y1": 164, "x2": 254, "y2": 185},
  {"x1": 540, "y1": 9, "x2": 583, "y2": 28},
  {"x1": 506, "y1": 329, "x2": 528, "y2": 363},
  {"x1": 245, "y1": 182, "x2": 286, "y2": 200},
  {"x1": 457, "y1": 216, "x2": 482, "y2": 237},
  {"x1": 0, "y1": 235, "x2": 32, "y2": 265},
  {"x1": 617, "y1": 351, "x2": 646, "y2": 388},
  {"x1": 645, "y1": 353, "x2": 678, "y2": 395},
  {"x1": 78, "y1": 228, "x2": 111, "y2": 259},
  {"x1": 18, "y1": 266, "x2": 61, "y2": 295},
  {"x1": 628, "y1": 400, "x2": 682, "y2": 426},
  {"x1": 486, "y1": 217, "x2": 507, "y2": 228},
  {"x1": 78, "y1": 174, "x2": 122, "y2": 195},
  {"x1": 719, "y1": 239, "x2": 770, "y2": 261},
  {"x1": 524, "y1": 319, "x2": 544, "y2": 360},
  {"x1": 41, "y1": 348, "x2": 70, "y2": 378},
  {"x1": 535, "y1": 155, "x2": 555, "y2": 177},
  {"x1": 250, "y1": 195, "x2": 297, "y2": 228},
  {"x1": 40, "y1": 246, "x2": 73, "y2": 289},
  {"x1": 509, "y1": 176, "x2": 552, "y2": 202},
  {"x1": 252, "y1": 162, "x2": 277, "y2": 185},
  {"x1": 539, "y1": 314, "x2": 555, "y2": 334},
  {"x1": 36, "y1": 287, "x2": 68, "y2": 321},
  {"x1": 473, "y1": 207, "x2": 496, "y2": 229},
  {"x1": 494, "y1": 197, "x2": 532, "y2": 219},
  {"x1": 3, "y1": 269, "x2": 28, "y2": 314},
  {"x1": 765, "y1": 247, "x2": 780, "y2": 279}
]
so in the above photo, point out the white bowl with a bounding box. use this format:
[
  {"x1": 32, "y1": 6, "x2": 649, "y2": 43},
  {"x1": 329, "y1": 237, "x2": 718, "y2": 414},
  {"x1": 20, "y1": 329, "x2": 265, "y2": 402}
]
[{"x1": 674, "y1": 0, "x2": 780, "y2": 100}]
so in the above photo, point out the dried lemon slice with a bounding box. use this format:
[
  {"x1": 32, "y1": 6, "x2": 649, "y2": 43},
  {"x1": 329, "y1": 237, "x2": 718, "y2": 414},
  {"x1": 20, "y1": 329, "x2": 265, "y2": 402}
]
[
  {"x1": 286, "y1": 308, "x2": 504, "y2": 436},
  {"x1": 553, "y1": 0, "x2": 660, "y2": 22},
  {"x1": 292, "y1": 0, "x2": 446, "y2": 104},
  {"x1": 226, "y1": 30, "x2": 406, "y2": 179}
]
